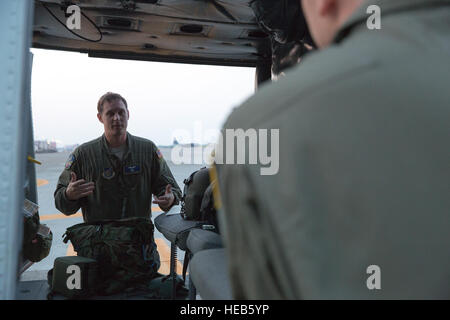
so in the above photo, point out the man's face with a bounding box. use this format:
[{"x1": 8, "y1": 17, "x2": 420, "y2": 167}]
[{"x1": 97, "y1": 99, "x2": 129, "y2": 137}]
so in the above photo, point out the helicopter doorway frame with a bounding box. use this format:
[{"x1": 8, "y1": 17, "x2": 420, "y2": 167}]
[{"x1": 0, "y1": 0, "x2": 35, "y2": 299}]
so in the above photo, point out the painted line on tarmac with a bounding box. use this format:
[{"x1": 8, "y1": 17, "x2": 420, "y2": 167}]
[
  {"x1": 155, "y1": 238, "x2": 184, "y2": 276},
  {"x1": 37, "y1": 179, "x2": 49, "y2": 187},
  {"x1": 40, "y1": 212, "x2": 82, "y2": 221},
  {"x1": 66, "y1": 243, "x2": 77, "y2": 256}
]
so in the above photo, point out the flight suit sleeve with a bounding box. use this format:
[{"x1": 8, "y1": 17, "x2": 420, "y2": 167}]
[
  {"x1": 150, "y1": 145, "x2": 182, "y2": 206},
  {"x1": 54, "y1": 149, "x2": 82, "y2": 215}
]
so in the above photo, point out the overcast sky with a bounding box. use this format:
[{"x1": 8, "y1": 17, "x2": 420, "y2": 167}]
[{"x1": 30, "y1": 48, "x2": 255, "y2": 146}]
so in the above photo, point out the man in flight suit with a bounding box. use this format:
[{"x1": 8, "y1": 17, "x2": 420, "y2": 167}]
[
  {"x1": 54, "y1": 92, "x2": 182, "y2": 264},
  {"x1": 215, "y1": 0, "x2": 450, "y2": 299}
]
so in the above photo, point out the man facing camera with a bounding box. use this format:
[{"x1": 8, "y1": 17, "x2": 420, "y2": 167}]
[{"x1": 54, "y1": 92, "x2": 182, "y2": 222}]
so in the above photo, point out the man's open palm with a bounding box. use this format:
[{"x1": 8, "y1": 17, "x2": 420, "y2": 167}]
[
  {"x1": 152, "y1": 184, "x2": 175, "y2": 211},
  {"x1": 65, "y1": 172, "x2": 95, "y2": 201}
]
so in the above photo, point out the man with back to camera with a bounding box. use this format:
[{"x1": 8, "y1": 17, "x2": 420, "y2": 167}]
[
  {"x1": 215, "y1": 0, "x2": 450, "y2": 299},
  {"x1": 54, "y1": 92, "x2": 182, "y2": 264}
]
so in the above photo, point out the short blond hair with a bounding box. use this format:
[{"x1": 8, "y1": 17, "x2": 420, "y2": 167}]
[{"x1": 97, "y1": 92, "x2": 128, "y2": 113}]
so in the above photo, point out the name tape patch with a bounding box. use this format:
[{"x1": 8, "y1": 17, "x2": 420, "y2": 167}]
[{"x1": 124, "y1": 165, "x2": 141, "y2": 175}]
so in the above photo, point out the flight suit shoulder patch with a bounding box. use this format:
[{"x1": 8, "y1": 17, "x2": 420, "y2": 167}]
[{"x1": 65, "y1": 154, "x2": 76, "y2": 170}]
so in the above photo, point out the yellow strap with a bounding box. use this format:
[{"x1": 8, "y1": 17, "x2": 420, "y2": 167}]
[
  {"x1": 209, "y1": 164, "x2": 222, "y2": 210},
  {"x1": 27, "y1": 156, "x2": 42, "y2": 165}
]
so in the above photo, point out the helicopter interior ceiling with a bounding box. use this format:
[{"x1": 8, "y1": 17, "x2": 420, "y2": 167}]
[{"x1": 32, "y1": 0, "x2": 272, "y2": 67}]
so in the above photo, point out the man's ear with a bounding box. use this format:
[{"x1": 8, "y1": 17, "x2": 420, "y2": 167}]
[
  {"x1": 319, "y1": 0, "x2": 337, "y2": 17},
  {"x1": 97, "y1": 112, "x2": 103, "y2": 124},
  {"x1": 127, "y1": 109, "x2": 130, "y2": 120}
]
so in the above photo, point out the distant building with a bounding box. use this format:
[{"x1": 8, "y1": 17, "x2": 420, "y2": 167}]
[{"x1": 34, "y1": 140, "x2": 57, "y2": 153}]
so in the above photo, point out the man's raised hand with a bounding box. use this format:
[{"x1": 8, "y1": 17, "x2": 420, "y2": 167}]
[
  {"x1": 65, "y1": 172, "x2": 95, "y2": 201},
  {"x1": 152, "y1": 184, "x2": 175, "y2": 211}
]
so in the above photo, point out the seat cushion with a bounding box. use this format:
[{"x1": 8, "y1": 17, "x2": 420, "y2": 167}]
[
  {"x1": 154, "y1": 213, "x2": 203, "y2": 250},
  {"x1": 189, "y1": 248, "x2": 232, "y2": 300},
  {"x1": 187, "y1": 229, "x2": 223, "y2": 254}
]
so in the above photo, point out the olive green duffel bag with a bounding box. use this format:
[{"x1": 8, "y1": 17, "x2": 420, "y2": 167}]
[{"x1": 48, "y1": 256, "x2": 98, "y2": 299}]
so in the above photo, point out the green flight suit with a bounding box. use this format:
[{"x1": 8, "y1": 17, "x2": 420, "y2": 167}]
[
  {"x1": 54, "y1": 132, "x2": 182, "y2": 223},
  {"x1": 216, "y1": 0, "x2": 450, "y2": 299}
]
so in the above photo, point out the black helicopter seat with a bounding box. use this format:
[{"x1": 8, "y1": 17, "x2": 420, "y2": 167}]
[
  {"x1": 155, "y1": 211, "x2": 228, "y2": 300},
  {"x1": 154, "y1": 211, "x2": 203, "y2": 251},
  {"x1": 154, "y1": 211, "x2": 215, "y2": 299}
]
